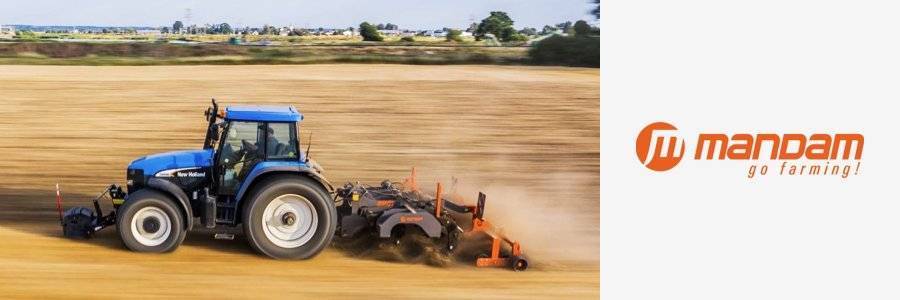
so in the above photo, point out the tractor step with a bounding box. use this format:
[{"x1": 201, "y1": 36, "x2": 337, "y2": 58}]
[
  {"x1": 215, "y1": 200, "x2": 237, "y2": 224},
  {"x1": 213, "y1": 233, "x2": 235, "y2": 240}
]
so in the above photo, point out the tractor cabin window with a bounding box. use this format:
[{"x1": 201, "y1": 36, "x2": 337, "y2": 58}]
[
  {"x1": 266, "y1": 122, "x2": 298, "y2": 160},
  {"x1": 219, "y1": 121, "x2": 265, "y2": 194}
]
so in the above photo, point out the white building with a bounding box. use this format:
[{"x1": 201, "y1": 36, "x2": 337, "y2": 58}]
[
  {"x1": 424, "y1": 30, "x2": 447, "y2": 38},
  {"x1": 136, "y1": 29, "x2": 162, "y2": 35},
  {"x1": 377, "y1": 29, "x2": 402, "y2": 36},
  {"x1": 0, "y1": 25, "x2": 14, "y2": 37}
]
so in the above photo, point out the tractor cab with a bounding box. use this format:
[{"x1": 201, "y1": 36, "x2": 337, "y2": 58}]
[{"x1": 207, "y1": 105, "x2": 303, "y2": 198}]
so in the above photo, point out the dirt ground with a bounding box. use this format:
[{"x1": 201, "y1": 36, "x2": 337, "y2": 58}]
[{"x1": 0, "y1": 64, "x2": 599, "y2": 299}]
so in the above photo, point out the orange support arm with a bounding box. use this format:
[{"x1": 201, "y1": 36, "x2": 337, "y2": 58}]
[
  {"x1": 434, "y1": 182, "x2": 443, "y2": 218},
  {"x1": 403, "y1": 167, "x2": 419, "y2": 192}
]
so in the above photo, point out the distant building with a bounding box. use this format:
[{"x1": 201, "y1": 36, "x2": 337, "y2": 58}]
[
  {"x1": 136, "y1": 29, "x2": 162, "y2": 35},
  {"x1": 377, "y1": 29, "x2": 402, "y2": 36},
  {"x1": 0, "y1": 25, "x2": 14, "y2": 37},
  {"x1": 423, "y1": 30, "x2": 447, "y2": 38}
]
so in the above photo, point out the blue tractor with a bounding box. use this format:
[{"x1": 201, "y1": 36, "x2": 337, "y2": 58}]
[
  {"x1": 61, "y1": 100, "x2": 336, "y2": 259},
  {"x1": 57, "y1": 100, "x2": 528, "y2": 270}
]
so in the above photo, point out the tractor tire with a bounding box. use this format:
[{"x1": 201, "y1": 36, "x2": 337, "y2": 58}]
[
  {"x1": 242, "y1": 175, "x2": 336, "y2": 259},
  {"x1": 116, "y1": 189, "x2": 186, "y2": 253}
]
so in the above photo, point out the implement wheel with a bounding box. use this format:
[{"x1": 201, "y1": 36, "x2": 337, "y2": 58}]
[{"x1": 243, "y1": 175, "x2": 336, "y2": 259}]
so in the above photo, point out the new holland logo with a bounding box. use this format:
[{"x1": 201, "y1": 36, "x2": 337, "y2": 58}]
[
  {"x1": 636, "y1": 122, "x2": 864, "y2": 179},
  {"x1": 176, "y1": 171, "x2": 206, "y2": 178}
]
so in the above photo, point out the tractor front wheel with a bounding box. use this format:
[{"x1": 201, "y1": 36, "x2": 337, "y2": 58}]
[{"x1": 116, "y1": 189, "x2": 186, "y2": 253}]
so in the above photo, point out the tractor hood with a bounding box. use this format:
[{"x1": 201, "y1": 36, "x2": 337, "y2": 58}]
[{"x1": 128, "y1": 149, "x2": 214, "y2": 177}]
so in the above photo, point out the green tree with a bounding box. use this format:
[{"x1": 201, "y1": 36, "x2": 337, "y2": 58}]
[
  {"x1": 446, "y1": 29, "x2": 463, "y2": 42},
  {"x1": 400, "y1": 36, "x2": 415, "y2": 42},
  {"x1": 14, "y1": 30, "x2": 37, "y2": 40},
  {"x1": 573, "y1": 20, "x2": 591, "y2": 37},
  {"x1": 173, "y1": 21, "x2": 184, "y2": 33},
  {"x1": 504, "y1": 27, "x2": 528, "y2": 42},
  {"x1": 220, "y1": 23, "x2": 233, "y2": 34},
  {"x1": 519, "y1": 27, "x2": 537, "y2": 36},
  {"x1": 475, "y1": 11, "x2": 515, "y2": 41},
  {"x1": 359, "y1": 22, "x2": 383, "y2": 41},
  {"x1": 529, "y1": 35, "x2": 599, "y2": 67},
  {"x1": 556, "y1": 21, "x2": 573, "y2": 34},
  {"x1": 261, "y1": 25, "x2": 277, "y2": 35},
  {"x1": 541, "y1": 25, "x2": 558, "y2": 35},
  {"x1": 466, "y1": 22, "x2": 478, "y2": 33},
  {"x1": 289, "y1": 28, "x2": 307, "y2": 36}
]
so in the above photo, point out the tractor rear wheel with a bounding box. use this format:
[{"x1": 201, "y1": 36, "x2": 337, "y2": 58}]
[
  {"x1": 242, "y1": 175, "x2": 336, "y2": 259},
  {"x1": 116, "y1": 189, "x2": 186, "y2": 253}
]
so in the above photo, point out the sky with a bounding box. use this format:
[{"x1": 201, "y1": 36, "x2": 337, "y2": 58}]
[{"x1": 0, "y1": 0, "x2": 596, "y2": 29}]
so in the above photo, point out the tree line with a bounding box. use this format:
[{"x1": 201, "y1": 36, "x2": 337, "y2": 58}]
[{"x1": 158, "y1": 10, "x2": 597, "y2": 43}]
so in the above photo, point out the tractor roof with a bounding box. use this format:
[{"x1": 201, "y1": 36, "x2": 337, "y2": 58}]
[{"x1": 224, "y1": 105, "x2": 303, "y2": 122}]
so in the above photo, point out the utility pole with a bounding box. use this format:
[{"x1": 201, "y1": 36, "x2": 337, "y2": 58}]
[{"x1": 183, "y1": 8, "x2": 193, "y2": 33}]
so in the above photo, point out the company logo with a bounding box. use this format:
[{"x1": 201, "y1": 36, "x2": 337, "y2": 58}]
[
  {"x1": 636, "y1": 122, "x2": 864, "y2": 178},
  {"x1": 155, "y1": 167, "x2": 205, "y2": 178},
  {"x1": 635, "y1": 122, "x2": 684, "y2": 171},
  {"x1": 176, "y1": 171, "x2": 206, "y2": 178},
  {"x1": 400, "y1": 215, "x2": 424, "y2": 223}
]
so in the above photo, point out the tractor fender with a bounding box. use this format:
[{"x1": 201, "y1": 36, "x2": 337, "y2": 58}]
[
  {"x1": 376, "y1": 208, "x2": 443, "y2": 238},
  {"x1": 234, "y1": 163, "x2": 334, "y2": 207},
  {"x1": 145, "y1": 177, "x2": 194, "y2": 230}
]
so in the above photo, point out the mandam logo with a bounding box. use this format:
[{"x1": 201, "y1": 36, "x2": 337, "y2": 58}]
[
  {"x1": 636, "y1": 122, "x2": 864, "y2": 178},
  {"x1": 635, "y1": 122, "x2": 684, "y2": 171}
]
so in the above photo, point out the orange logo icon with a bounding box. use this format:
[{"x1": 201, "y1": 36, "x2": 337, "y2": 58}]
[{"x1": 636, "y1": 122, "x2": 684, "y2": 171}]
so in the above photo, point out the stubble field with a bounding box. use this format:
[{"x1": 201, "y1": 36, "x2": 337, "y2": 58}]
[{"x1": 0, "y1": 64, "x2": 598, "y2": 298}]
